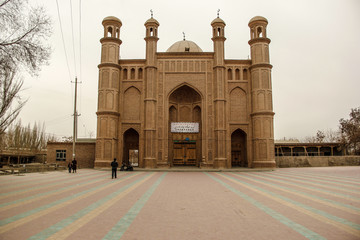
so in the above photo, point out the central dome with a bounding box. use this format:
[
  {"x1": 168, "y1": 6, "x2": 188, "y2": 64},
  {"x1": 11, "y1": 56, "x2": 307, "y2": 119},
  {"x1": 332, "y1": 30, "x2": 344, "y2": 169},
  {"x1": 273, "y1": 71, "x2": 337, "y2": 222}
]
[{"x1": 166, "y1": 40, "x2": 203, "y2": 52}]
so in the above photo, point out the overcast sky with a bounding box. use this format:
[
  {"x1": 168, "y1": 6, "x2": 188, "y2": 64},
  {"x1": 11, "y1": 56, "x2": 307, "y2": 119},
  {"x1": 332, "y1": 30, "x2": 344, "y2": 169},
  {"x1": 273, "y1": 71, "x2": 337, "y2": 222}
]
[{"x1": 19, "y1": 0, "x2": 360, "y2": 140}]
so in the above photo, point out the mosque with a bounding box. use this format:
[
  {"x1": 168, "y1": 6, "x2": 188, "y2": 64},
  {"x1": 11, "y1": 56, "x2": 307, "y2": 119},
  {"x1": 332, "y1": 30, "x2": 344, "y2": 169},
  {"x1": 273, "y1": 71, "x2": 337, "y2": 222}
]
[{"x1": 95, "y1": 14, "x2": 275, "y2": 169}]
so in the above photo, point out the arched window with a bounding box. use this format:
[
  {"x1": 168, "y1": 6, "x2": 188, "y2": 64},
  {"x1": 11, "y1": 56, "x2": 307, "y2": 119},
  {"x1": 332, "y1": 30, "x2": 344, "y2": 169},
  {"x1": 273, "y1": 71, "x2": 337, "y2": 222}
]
[
  {"x1": 235, "y1": 69, "x2": 240, "y2": 80},
  {"x1": 123, "y1": 68, "x2": 128, "y2": 80},
  {"x1": 257, "y1": 27, "x2": 263, "y2": 38},
  {"x1": 150, "y1": 28, "x2": 154, "y2": 36},
  {"x1": 227, "y1": 69, "x2": 232, "y2": 80},
  {"x1": 217, "y1": 27, "x2": 221, "y2": 36},
  {"x1": 115, "y1": 28, "x2": 119, "y2": 38},
  {"x1": 131, "y1": 68, "x2": 135, "y2": 79},
  {"x1": 138, "y1": 68, "x2": 143, "y2": 79},
  {"x1": 243, "y1": 69, "x2": 248, "y2": 80},
  {"x1": 107, "y1": 27, "x2": 113, "y2": 37}
]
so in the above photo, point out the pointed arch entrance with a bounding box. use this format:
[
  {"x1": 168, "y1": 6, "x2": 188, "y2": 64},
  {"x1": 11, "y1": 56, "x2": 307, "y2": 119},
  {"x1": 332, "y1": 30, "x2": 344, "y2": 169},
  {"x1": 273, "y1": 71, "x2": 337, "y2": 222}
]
[
  {"x1": 231, "y1": 129, "x2": 247, "y2": 167},
  {"x1": 168, "y1": 85, "x2": 202, "y2": 166},
  {"x1": 123, "y1": 128, "x2": 139, "y2": 166}
]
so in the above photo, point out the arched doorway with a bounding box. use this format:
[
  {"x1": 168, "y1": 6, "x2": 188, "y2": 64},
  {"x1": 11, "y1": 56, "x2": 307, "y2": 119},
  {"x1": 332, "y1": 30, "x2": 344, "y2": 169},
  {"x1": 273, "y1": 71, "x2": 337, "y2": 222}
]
[
  {"x1": 169, "y1": 85, "x2": 202, "y2": 166},
  {"x1": 123, "y1": 128, "x2": 139, "y2": 166},
  {"x1": 231, "y1": 129, "x2": 247, "y2": 167}
]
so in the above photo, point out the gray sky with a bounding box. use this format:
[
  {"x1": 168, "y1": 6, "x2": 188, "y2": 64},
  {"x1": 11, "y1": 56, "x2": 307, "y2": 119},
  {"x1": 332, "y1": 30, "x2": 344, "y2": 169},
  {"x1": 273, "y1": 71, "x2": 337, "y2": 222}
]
[{"x1": 20, "y1": 0, "x2": 360, "y2": 140}]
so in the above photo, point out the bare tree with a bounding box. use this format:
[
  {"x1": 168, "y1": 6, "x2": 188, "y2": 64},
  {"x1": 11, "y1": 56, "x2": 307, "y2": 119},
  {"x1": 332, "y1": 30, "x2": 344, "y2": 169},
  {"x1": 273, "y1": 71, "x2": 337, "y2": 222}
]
[
  {"x1": 324, "y1": 128, "x2": 340, "y2": 143},
  {"x1": 303, "y1": 129, "x2": 340, "y2": 143},
  {"x1": 339, "y1": 107, "x2": 360, "y2": 155},
  {"x1": 0, "y1": 0, "x2": 52, "y2": 134},
  {"x1": 303, "y1": 135, "x2": 316, "y2": 143},
  {"x1": 0, "y1": 0, "x2": 52, "y2": 73},
  {"x1": 2, "y1": 120, "x2": 50, "y2": 152},
  {"x1": 0, "y1": 65, "x2": 26, "y2": 135},
  {"x1": 316, "y1": 130, "x2": 325, "y2": 143}
]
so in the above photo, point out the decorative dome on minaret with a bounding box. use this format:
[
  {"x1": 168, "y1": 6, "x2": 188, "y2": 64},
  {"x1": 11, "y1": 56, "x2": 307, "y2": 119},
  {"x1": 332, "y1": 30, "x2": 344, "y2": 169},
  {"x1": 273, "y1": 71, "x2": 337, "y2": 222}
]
[
  {"x1": 144, "y1": 9, "x2": 160, "y2": 38},
  {"x1": 211, "y1": 17, "x2": 225, "y2": 25},
  {"x1": 211, "y1": 9, "x2": 226, "y2": 26},
  {"x1": 145, "y1": 17, "x2": 160, "y2": 26},
  {"x1": 248, "y1": 16, "x2": 268, "y2": 25},
  {"x1": 248, "y1": 16, "x2": 268, "y2": 40}
]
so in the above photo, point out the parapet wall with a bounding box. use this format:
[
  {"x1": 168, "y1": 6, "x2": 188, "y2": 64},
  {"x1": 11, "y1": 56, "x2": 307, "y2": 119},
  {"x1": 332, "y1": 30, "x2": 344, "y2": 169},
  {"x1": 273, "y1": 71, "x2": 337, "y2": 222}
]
[{"x1": 276, "y1": 156, "x2": 360, "y2": 168}]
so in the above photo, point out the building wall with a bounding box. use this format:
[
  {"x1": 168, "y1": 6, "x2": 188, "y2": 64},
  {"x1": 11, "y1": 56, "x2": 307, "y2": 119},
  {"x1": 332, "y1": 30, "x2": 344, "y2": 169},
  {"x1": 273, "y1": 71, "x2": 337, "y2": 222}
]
[
  {"x1": 95, "y1": 16, "x2": 275, "y2": 169},
  {"x1": 47, "y1": 142, "x2": 359, "y2": 168},
  {"x1": 47, "y1": 142, "x2": 95, "y2": 168},
  {"x1": 276, "y1": 156, "x2": 360, "y2": 168}
]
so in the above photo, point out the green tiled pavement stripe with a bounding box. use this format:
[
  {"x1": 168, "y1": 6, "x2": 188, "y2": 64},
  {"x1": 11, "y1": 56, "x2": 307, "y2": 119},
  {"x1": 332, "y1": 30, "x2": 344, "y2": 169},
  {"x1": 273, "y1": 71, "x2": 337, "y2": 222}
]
[
  {"x1": 238, "y1": 172, "x2": 360, "y2": 212},
  {"x1": 261, "y1": 172, "x2": 360, "y2": 200},
  {"x1": 0, "y1": 171, "x2": 106, "y2": 197},
  {"x1": 205, "y1": 172, "x2": 326, "y2": 240},
  {"x1": 28, "y1": 173, "x2": 152, "y2": 240},
  {"x1": 222, "y1": 173, "x2": 360, "y2": 230},
  {"x1": 103, "y1": 173, "x2": 167, "y2": 240},
  {"x1": 0, "y1": 174, "x2": 109, "y2": 209},
  {"x1": 0, "y1": 173, "x2": 137, "y2": 226},
  {"x1": 267, "y1": 171, "x2": 360, "y2": 190}
]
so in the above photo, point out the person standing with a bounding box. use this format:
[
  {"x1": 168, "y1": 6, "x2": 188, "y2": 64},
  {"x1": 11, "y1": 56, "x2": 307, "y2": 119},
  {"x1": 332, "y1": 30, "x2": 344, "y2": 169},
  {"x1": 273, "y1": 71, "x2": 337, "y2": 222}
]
[
  {"x1": 111, "y1": 158, "x2": 118, "y2": 179},
  {"x1": 72, "y1": 159, "x2": 77, "y2": 173},
  {"x1": 67, "y1": 162, "x2": 72, "y2": 173}
]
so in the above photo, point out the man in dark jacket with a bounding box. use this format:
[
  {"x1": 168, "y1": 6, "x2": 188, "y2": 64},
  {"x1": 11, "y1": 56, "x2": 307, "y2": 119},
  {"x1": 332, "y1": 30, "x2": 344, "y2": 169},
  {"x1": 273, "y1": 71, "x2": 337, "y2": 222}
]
[
  {"x1": 72, "y1": 159, "x2": 77, "y2": 173},
  {"x1": 111, "y1": 158, "x2": 119, "y2": 179}
]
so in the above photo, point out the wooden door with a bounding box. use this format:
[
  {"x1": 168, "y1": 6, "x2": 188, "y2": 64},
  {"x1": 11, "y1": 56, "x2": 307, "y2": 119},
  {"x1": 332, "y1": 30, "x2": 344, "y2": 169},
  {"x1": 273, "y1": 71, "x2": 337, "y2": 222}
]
[
  {"x1": 173, "y1": 143, "x2": 196, "y2": 166},
  {"x1": 184, "y1": 143, "x2": 196, "y2": 165},
  {"x1": 173, "y1": 143, "x2": 184, "y2": 165}
]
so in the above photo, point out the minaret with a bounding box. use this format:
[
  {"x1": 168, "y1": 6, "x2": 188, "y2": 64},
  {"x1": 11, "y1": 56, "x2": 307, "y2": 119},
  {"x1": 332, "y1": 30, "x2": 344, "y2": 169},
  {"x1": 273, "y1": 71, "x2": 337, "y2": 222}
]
[
  {"x1": 248, "y1": 16, "x2": 276, "y2": 168},
  {"x1": 143, "y1": 13, "x2": 159, "y2": 168},
  {"x1": 95, "y1": 16, "x2": 122, "y2": 168},
  {"x1": 211, "y1": 13, "x2": 227, "y2": 168}
]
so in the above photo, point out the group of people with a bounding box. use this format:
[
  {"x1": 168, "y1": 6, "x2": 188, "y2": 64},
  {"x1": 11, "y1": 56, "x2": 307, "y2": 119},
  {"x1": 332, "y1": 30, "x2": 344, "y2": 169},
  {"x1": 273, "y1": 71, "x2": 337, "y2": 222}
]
[
  {"x1": 67, "y1": 158, "x2": 130, "y2": 178},
  {"x1": 67, "y1": 159, "x2": 77, "y2": 173},
  {"x1": 111, "y1": 158, "x2": 133, "y2": 179}
]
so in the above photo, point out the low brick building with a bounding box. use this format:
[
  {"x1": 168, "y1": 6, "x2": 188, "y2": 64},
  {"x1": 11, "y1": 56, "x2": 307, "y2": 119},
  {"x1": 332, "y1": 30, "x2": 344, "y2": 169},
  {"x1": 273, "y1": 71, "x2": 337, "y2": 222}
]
[{"x1": 47, "y1": 139, "x2": 96, "y2": 168}]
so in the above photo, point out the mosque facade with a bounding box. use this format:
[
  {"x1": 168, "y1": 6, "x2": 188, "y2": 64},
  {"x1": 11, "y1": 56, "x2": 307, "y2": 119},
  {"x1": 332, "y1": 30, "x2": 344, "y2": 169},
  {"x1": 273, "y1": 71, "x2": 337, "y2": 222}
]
[{"x1": 95, "y1": 15, "x2": 275, "y2": 169}]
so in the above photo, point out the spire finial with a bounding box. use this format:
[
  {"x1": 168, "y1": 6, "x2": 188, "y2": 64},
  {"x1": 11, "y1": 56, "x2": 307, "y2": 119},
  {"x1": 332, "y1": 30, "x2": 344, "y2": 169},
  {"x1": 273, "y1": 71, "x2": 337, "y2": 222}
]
[
  {"x1": 183, "y1": 32, "x2": 185, "y2": 41},
  {"x1": 217, "y1": 9, "x2": 220, "y2": 18},
  {"x1": 150, "y1": 9, "x2": 153, "y2": 18}
]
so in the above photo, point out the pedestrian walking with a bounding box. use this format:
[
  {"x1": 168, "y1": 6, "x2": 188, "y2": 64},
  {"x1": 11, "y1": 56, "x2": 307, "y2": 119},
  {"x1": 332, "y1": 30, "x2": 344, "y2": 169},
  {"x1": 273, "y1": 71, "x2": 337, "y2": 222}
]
[
  {"x1": 111, "y1": 158, "x2": 118, "y2": 179},
  {"x1": 67, "y1": 162, "x2": 72, "y2": 173},
  {"x1": 72, "y1": 159, "x2": 77, "y2": 173}
]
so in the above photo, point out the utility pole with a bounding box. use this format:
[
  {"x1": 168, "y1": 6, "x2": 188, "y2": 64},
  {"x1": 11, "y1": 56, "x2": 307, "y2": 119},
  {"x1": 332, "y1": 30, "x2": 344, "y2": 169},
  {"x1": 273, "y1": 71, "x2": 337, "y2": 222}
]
[{"x1": 72, "y1": 77, "x2": 80, "y2": 160}]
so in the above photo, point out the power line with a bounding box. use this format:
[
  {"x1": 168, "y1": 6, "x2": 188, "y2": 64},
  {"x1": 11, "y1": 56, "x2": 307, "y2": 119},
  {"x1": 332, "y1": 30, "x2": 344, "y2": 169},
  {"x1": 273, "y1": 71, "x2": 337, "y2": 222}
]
[
  {"x1": 55, "y1": 0, "x2": 72, "y2": 81},
  {"x1": 79, "y1": 0, "x2": 83, "y2": 115},
  {"x1": 79, "y1": 0, "x2": 82, "y2": 82},
  {"x1": 70, "y1": 0, "x2": 77, "y2": 77}
]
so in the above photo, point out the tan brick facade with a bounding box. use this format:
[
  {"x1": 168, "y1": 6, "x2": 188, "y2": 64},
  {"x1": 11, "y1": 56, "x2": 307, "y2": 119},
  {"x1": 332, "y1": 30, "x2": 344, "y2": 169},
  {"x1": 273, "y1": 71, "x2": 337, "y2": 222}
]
[
  {"x1": 47, "y1": 142, "x2": 95, "y2": 168},
  {"x1": 95, "y1": 15, "x2": 276, "y2": 169}
]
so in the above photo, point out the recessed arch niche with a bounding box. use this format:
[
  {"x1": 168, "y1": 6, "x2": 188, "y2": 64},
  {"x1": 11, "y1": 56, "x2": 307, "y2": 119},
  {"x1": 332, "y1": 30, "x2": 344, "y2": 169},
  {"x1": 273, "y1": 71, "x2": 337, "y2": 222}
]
[
  {"x1": 123, "y1": 128, "x2": 139, "y2": 166},
  {"x1": 231, "y1": 129, "x2": 248, "y2": 167},
  {"x1": 168, "y1": 85, "x2": 202, "y2": 166}
]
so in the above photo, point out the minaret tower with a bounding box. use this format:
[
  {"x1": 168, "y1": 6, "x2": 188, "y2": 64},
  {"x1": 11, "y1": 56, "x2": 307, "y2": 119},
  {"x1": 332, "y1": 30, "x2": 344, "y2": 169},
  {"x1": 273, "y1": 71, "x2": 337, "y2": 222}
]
[
  {"x1": 211, "y1": 12, "x2": 227, "y2": 168},
  {"x1": 95, "y1": 16, "x2": 122, "y2": 167},
  {"x1": 143, "y1": 12, "x2": 159, "y2": 168},
  {"x1": 248, "y1": 16, "x2": 276, "y2": 168}
]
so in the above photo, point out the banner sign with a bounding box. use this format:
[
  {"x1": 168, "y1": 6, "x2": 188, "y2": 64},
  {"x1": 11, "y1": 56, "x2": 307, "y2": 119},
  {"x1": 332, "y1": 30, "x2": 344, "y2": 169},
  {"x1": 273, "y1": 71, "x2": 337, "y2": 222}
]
[{"x1": 171, "y1": 122, "x2": 199, "y2": 133}]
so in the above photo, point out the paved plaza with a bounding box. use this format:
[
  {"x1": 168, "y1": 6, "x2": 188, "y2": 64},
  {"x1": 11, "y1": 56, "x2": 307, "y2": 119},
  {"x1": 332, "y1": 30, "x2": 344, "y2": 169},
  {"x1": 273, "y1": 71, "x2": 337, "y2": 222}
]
[{"x1": 0, "y1": 167, "x2": 359, "y2": 240}]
